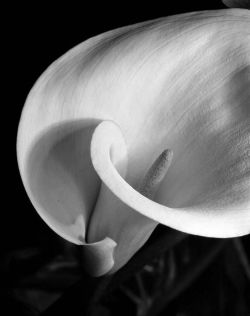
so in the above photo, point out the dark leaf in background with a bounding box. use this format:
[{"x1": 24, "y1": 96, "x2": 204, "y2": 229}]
[{"x1": 222, "y1": 0, "x2": 250, "y2": 8}]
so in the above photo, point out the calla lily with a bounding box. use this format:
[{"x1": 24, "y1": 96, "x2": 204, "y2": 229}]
[{"x1": 17, "y1": 9, "x2": 250, "y2": 276}]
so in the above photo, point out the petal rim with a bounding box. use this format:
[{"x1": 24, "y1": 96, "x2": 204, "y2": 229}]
[{"x1": 91, "y1": 121, "x2": 250, "y2": 238}]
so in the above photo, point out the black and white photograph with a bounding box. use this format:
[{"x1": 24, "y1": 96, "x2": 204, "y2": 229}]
[{"x1": 3, "y1": 0, "x2": 250, "y2": 315}]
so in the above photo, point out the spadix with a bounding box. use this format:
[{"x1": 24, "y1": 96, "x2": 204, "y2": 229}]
[{"x1": 17, "y1": 9, "x2": 250, "y2": 276}]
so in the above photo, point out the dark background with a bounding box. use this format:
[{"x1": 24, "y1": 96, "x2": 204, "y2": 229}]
[{"x1": 3, "y1": 0, "x2": 250, "y2": 315}]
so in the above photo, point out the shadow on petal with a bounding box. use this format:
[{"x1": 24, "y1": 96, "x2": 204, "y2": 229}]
[
  {"x1": 24, "y1": 119, "x2": 101, "y2": 244},
  {"x1": 157, "y1": 66, "x2": 250, "y2": 211}
]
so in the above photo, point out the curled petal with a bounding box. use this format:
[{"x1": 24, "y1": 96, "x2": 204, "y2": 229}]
[
  {"x1": 82, "y1": 237, "x2": 117, "y2": 276},
  {"x1": 89, "y1": 122, "x2": 174, "y2": 273},
  {"x1": 91, "y1": 121, "x2": 250, "y2": 239}
]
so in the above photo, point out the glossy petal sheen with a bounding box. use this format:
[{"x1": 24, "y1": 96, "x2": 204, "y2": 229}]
[{"x1": 17, "y1": 9, "x2": 250, "y2": 275}]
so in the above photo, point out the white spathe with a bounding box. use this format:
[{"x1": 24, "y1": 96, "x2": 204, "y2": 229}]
[{"x1": 17, "y1": 9, "x2": 250, "y2": 276}]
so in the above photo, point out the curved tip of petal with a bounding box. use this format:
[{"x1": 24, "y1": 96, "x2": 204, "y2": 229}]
[
  {"x1": 81, "y1": 237, "x2": 117, "y2": 277},
  {"x1": 91, "y1": 121, "x2": 250, "y2": 239}
]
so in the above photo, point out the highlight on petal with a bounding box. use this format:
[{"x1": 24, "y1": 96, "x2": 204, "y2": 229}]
[{"x1": 81, "y1": 237, "x2": 117, "y2": 276}]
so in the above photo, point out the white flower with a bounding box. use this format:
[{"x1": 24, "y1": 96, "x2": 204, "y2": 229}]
[{"x1": 17, "y1": 9, "x2": 250, "y2": 276}]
